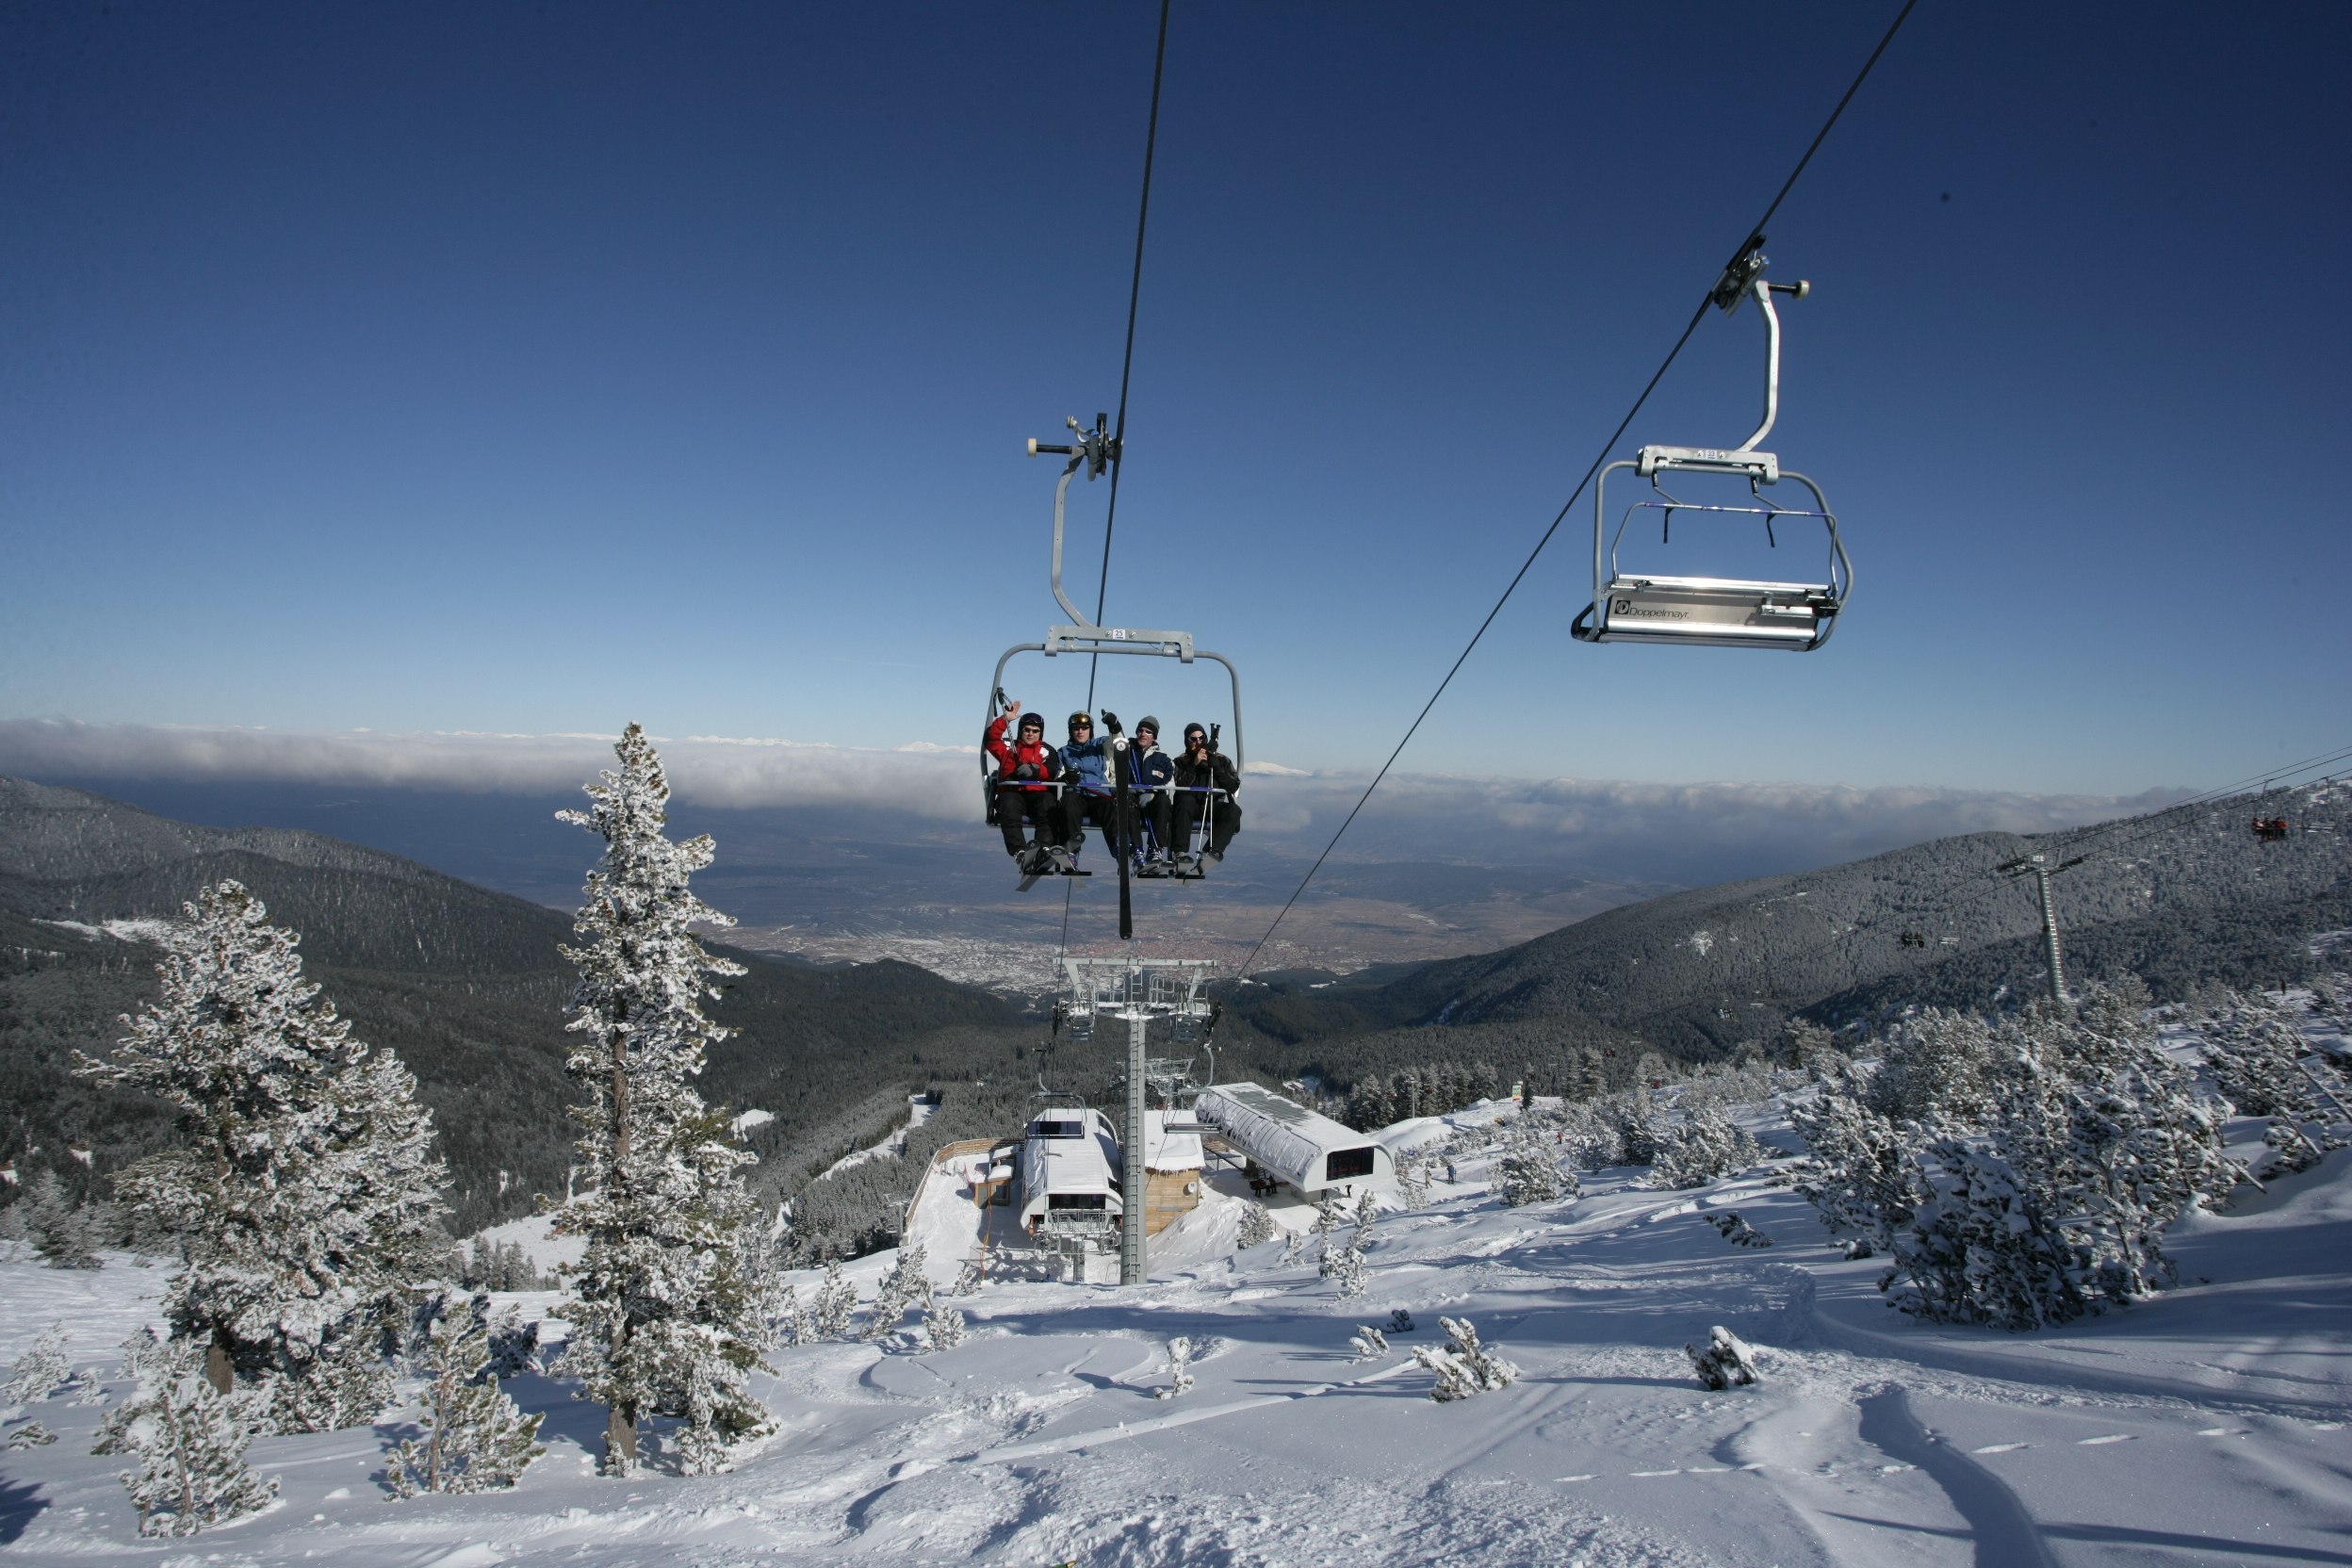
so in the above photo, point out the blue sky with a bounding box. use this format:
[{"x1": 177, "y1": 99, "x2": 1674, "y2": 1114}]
[{"x1": 6, "y1": 1, "x2": 2348, "y2": 799}]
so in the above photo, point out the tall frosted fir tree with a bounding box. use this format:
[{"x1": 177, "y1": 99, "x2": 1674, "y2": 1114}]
[
  {"x1": 78, "y1": 882, "x2": 448, "y2": 1431},
  {"x1": 552, "y1": 726, "x2": 775, "y2": 1477}
]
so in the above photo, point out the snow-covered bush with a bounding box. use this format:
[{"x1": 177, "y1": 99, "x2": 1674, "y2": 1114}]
[
  {"x1": 1235, "y1": 1201, "x2": 1277, "y2": 1250},
  {"x1": 1790, "y1": 1060, "x2": 1928, "y2": 1259},
  {"x1": 76, "y1": 880, "x2": 449, "y2": 1433},
  {"x1": 549, "y1": 728, "x2": 775, "y2": 1476},
  {"x1": 770, "y1": 1283, "x2": 808, "y2": 1347},
  {"x1": 95, "y1": 1329, "x2": 277, "y2": 1538},
  {"x1": 1413, "y1": 1317, "x2": 1517, "y2": 1402},
  {"x1": 1650, "y1": 1106, "x2": 1761, "y2": 1190},
  {"x1": 811, "y1": 1262, "x2": 858, "y2": 1338},
  {"x1": 385, "y1": 1309, "x2": 545, "y2": 1497},
  {"x1": 1348, "y1": 1325, "x2": 1389, "y2": 1361},
  {"x1": 1864, "y1": 1007, "x2": 2005, "y2": 1126},
  {"x1": 1495, "y1": 1121, "x2": 1572, "y2": 1206},
  {"x1": 950, "y1": 1259, "x2": 984, "y2": 1298},
  {"x1": 1320, "y1": 1238, "x2": 1367, "y2": 1300},
  {"x1": 1153, "y1": 1336, "x2": 1196, "y2": 1400},
  {"x1": 2196, "y1": 988, "x2": 2344, "y2": 1175},
  {"x1": 3, "y1": 1322, "x2": 71, "y2": 1404},
  {"x1": 1686, "y1": 1326, "x2": 1758, "y2": 1390},
  {"x1": 1883, "y1": 990, "x2": 2234, "y2": 1330},
  {"x1": 485, "y1": 1308, "x2": 541, "y2": 1380},
  {"x1": 922, "y1": 1304, "x2": 965, "y2": 1352},
  {"x1": 1600, "y1": 1089, "x2": 1668, "y2": 1167},
  {"x1": 1708, "y1": 1212, "x2": 1772, "y2": 1249},
  {"x1": 1392, "y1": 1151, "x2": 1435, "y2": 1207},
  {"x1": 1315, "y1": 1193, "x2": 1377, "y2": 1298},
  {"x1": 863, "y1": 1245, "x2": 933, "y2": 1343},
  {"x1": 1387, "y1": 1309, "x2": 1414, "y2": 1335},
  {"x1": 6, "y1": 1420, "x2": 55, "y2": 1448}
]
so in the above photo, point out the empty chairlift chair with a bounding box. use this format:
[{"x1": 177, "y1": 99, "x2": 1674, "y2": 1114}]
[{"x1": 1572, "y1": 240, "x2": 1851, "y2": 652}]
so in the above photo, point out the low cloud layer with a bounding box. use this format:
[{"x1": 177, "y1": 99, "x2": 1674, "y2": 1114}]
[{"x1": 0, "y1": 720, "x2": 2180, "y2": 886}]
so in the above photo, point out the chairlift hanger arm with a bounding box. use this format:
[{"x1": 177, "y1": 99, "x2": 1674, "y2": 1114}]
[{"x1": 1029, "y1": 414, "x2": 1119, "y2": 627}]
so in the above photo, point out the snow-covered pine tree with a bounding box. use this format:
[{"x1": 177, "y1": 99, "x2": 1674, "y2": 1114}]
[
  {"x1": 1311, "y1": 1193, "x2": 1347, "y2": 1236},
  {"x1": 950, "y1": 1258, "x2": 984, "y2": 1297},
  {"x1": 922, "y1": 1304, "x2": 966, "y2": 1352},
  {"x1": 863, "y1": 1245, "x2": 933, "y2": 1343},
  {"x1": 2196, "y1": 988, "x2": 2343, "y2": 1173},
  {"x1": 385, "y1": 1308, "x2": 546, "y2": 1497},
  {"x1": 809, "y1": 1261, "x2": 858, "y2": 1338},
  {"x1": 1413, "y1": 1317, "x2": 1517, "y2": 1402},
  {"x1": 3, "y1": 1323, "x2": 71, "y2": 1404},
  {"x1": 1348, "y1": 1325, "x2": 1389, "y2": 1361},
  {"x1": 1153, "y1": 1336, "x2": 1195, "y2": 1400},
  {"x1": 1604, "y1": 1088, "x2": 1669, "y2": 1167},
  {"x1": 1883, "y1": 989, "x2": 2233, "y2": 1328},
  {"x1": 76, "y1": 880, "x2": 449, "y2": 1431},
  {"x1": 771, "y1": 1283, "x2": 808, "y2": 1348},
  {"x1": 1686, "y1": 1326, "x2": 1758, "y2": 1390},
  {"x1": 22, "y1": 1170, "x2": 102, "y2": 1269},
  {"x1": 1789, "y1": 1060, "x2": 1927, "y2": 1258},
  {"x1": 1650, "y1": 1106, "x2": 1761, "y2": 1190},
  {"x1": 95, "y1": 1329, "x2": 276, "y2": 1538},
  {"x1": 1234, "y1": 1201, "x2": 1277, "y2": 1250},
  {"x1": 1320, "y1": 1231, "x2": 1368, "y2": 1300},
  {"x1": 1393, "y1": 1151, "x2": 1433, "y2": 1207},
  {"x1": 1495, "y1": 1120, "x2": 1568, "y2": 1206},
  {"x1": 550, "y1": 727, "x2": 774, "y2": 1478}
]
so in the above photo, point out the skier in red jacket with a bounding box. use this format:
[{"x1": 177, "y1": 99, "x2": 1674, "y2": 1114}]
[{"x1": 985, "y1": 702, "x2": 1064, "y2": 868}]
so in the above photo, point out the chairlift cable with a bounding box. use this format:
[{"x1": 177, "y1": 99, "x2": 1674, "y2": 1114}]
[
  {"x1": 1086, "y1": 0, "x2": 1174, "y2": 713},
  {"x1": 1232, "y1": 0, "x2": 1921, "y2": 984}
]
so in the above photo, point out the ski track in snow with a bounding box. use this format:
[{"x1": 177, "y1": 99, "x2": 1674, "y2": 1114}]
[{"x1": 6, "y1": 1080, "x2": 2352, "y2": 1567}]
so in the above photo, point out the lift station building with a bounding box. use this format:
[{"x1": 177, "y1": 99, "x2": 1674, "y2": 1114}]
[{"x1": 1192, "y1": 1082, "x2": 1396, "y2": 1200}]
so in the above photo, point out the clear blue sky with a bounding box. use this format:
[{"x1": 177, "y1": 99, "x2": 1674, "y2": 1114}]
[{"x1": 5, "y1": 2, "x2": 2346, "y2": 796}]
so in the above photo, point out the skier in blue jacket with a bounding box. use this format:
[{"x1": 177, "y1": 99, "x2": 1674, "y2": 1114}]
[{"x1": 1056, "y1": 711, "x2": 1129, "y2": 861}]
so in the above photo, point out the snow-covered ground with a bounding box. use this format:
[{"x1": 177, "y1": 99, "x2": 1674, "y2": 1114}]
[{"x1": 7, "y1": 1093, "x2": 2351, "y2": 1563}]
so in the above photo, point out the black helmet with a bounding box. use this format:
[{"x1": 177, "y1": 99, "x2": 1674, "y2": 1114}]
[{"x1": 1017, "y1": 712, "x2": 1044, "y2": 733}]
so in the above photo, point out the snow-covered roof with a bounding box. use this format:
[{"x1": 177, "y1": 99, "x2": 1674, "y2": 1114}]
[
  {"x1": 1144, "y1": 1108, "x2": 1202, "y2": 1171},
  {"x1": 1194, "y1": 1083, "x2": 1393, "y2": 1192}
]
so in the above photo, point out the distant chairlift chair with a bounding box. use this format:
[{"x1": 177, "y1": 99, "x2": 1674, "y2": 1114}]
[{"x1": 1572, "y1": 241, "x2": 1851, "y2": 652}]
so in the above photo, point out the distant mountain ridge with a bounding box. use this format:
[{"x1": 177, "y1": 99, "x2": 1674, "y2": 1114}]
[
  {"x1": 1234, "y1": 780, "x2": 2352, "y2": 1070},
  {"x1": 0, "y1": 777, "x2": 1033, "y2": 1233}
]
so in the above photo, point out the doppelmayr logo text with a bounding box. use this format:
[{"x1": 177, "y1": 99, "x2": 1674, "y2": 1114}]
[{"x1": 1613, "y1": 599, "x2": 1689, "y2": 620}]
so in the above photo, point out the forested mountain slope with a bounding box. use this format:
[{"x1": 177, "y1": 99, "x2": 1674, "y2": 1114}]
[
  {"x1": 0, "y1": 778, "x2": 1033, "y2": 1233},
  {"x1": 1233, "y1": 781, "x2": 2352, "y2": 1072}
]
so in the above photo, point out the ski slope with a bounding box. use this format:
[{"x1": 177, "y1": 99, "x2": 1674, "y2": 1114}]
[{"x1": 4, "y1": 1099, "x2": 2349, "y2": 1565}]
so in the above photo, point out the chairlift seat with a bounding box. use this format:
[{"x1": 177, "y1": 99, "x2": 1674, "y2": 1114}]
[{"x1": 1583, "y1": 573, "x2": 1837, "y2": 650}]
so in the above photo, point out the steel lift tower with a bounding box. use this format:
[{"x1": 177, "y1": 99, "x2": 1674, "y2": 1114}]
[{"x1": 1059, "y1": 956, "x2": 1217, "y2": 1284}]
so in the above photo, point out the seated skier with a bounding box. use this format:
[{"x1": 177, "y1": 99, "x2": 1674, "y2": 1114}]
[
  {"x1": 1126, "y1": 716, "x2": 1177, "y2": 874},
  {"x1": 1170, "y1": 721, "x2": 1242, "y2": 867},
  {"x1": 982, "y1": 702, "x2": 1063, "y2": 872},
  {"x1": 1056, "y1": 710, "x2": 1129, "y2": 865}
]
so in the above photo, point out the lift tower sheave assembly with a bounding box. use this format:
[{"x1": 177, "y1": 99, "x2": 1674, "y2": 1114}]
[{"x1": 1059, "y1": 956, "x2": 1216, "y2": 1285}]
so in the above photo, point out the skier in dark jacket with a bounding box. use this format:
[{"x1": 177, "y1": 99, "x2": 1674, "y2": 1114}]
[
  {"x1": 983, "y1": 703, "x2": 1063, "y2": 867},
  {"x1": 1056, "y1": 710, "x2": 1129, "y2": 861},
  {"x1": 1170, "y1": 722, "x2": 1241, "y2": 865},
  {"x1": 1126, "y1": 716, "x2": 1178, "y2": 873}
]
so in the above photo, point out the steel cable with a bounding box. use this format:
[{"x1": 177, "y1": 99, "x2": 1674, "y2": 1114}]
[{"x1": 1235, "y1": 0, "x2": 1921, "y2": 983}]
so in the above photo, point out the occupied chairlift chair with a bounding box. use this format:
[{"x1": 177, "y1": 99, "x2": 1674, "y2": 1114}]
[
  {"x1": 1572, "y1": 240, "x2": 1852, "y2": 651},
  {"x1": 984, "y1": 414, "x2": 1244, "y2": 878}
]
